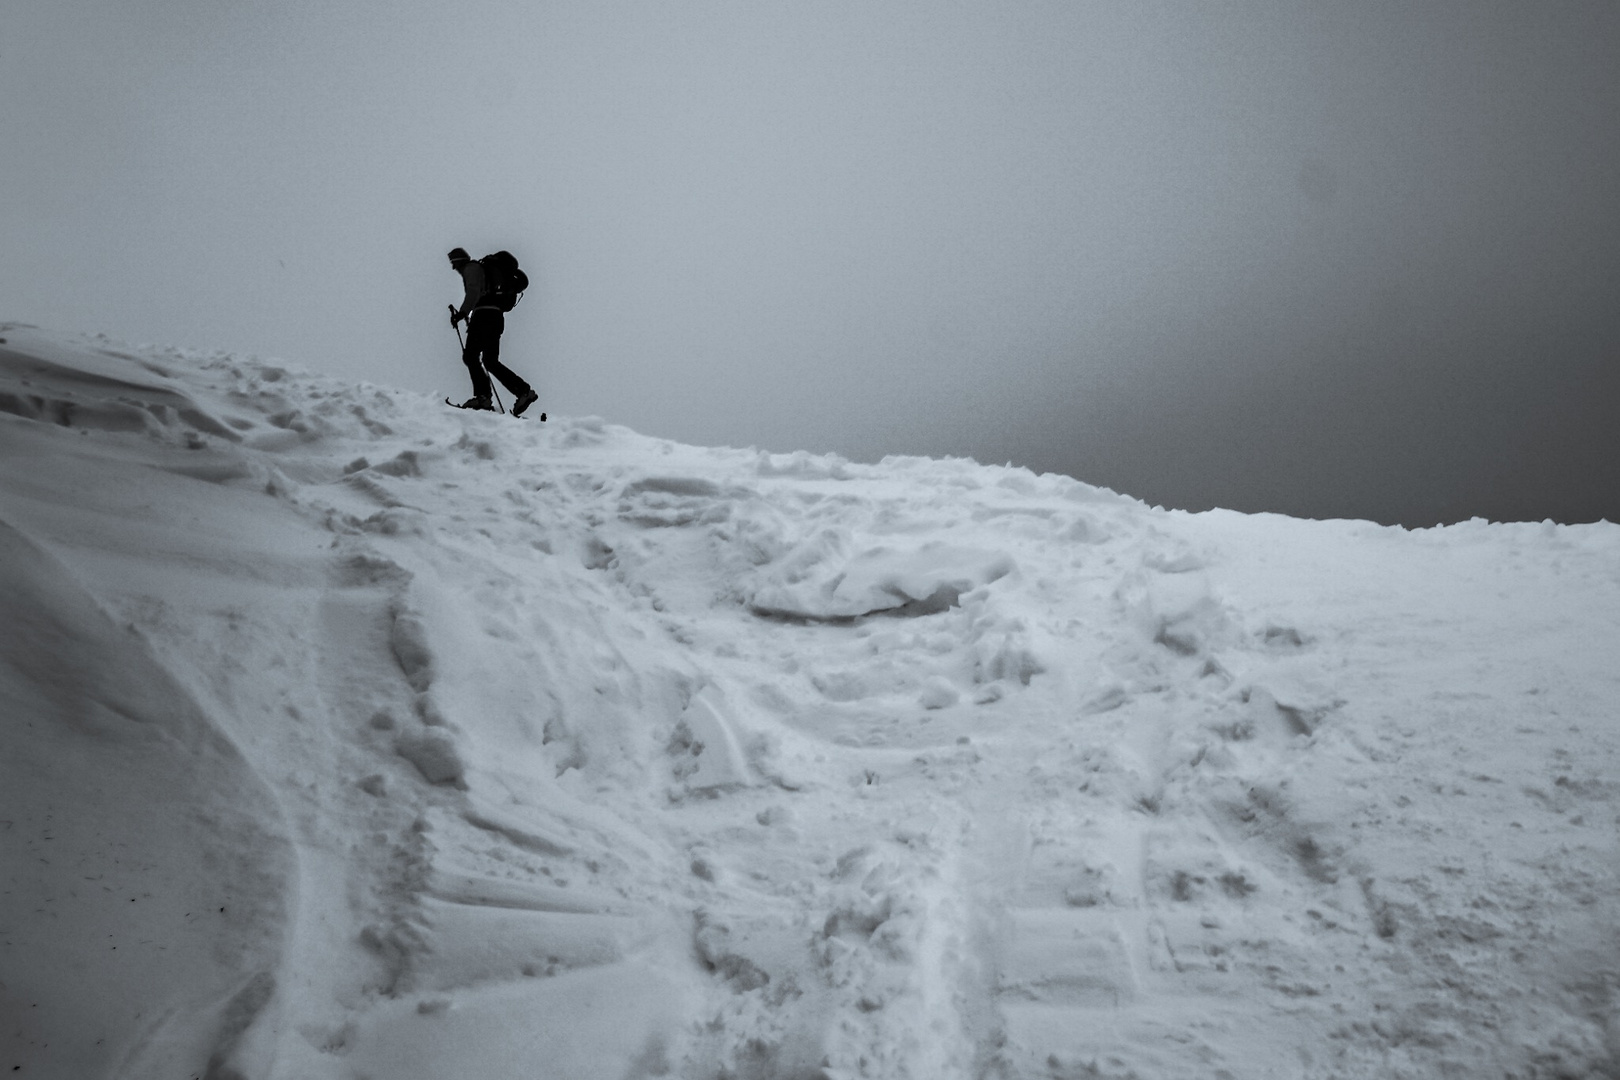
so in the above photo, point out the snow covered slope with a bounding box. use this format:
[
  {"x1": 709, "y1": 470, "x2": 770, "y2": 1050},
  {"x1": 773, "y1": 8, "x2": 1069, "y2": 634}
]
[{"x1": 2, "y1": 323, "x2": 1617, "y2": 1080}]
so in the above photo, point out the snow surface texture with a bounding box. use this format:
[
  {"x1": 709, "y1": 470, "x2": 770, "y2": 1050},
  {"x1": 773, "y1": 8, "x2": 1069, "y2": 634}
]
[{"x1": 1, "y1": 323, "x2": 1618, "y2": 1080}]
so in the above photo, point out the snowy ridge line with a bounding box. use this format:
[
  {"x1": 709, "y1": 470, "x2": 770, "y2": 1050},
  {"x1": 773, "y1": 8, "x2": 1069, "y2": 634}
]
[{"x1": 1, "y1": 324, "x2": 1618, "y2": 1080}]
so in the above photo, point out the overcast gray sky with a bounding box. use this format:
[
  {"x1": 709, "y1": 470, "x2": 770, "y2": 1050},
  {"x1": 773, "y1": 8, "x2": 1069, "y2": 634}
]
[{"x1": 5, "y1": 0, "x2": 1617, "y2": 526}]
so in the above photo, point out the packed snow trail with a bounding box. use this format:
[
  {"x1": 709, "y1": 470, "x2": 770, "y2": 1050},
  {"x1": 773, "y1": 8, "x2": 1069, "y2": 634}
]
[{"x1": 2, "y1": 324, "x2": 1618, "y2": 1079}]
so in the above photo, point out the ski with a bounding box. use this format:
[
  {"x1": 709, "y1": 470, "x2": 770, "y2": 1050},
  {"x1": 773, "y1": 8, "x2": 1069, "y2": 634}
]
[{"x1": 445, "y1": 397, "x2": 545, "y2": 421}]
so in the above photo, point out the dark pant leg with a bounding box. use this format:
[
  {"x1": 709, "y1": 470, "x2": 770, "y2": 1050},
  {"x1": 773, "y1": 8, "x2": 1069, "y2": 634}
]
[
  {"x1": 475, "y1": 311, "x2": 531, "y2": 397},
  {"x1": 466, "y1": 311, "x2": 531, "y2": 398},
  {"x1": 462, "y1": 314, "x2": 495, "y2": 399}
]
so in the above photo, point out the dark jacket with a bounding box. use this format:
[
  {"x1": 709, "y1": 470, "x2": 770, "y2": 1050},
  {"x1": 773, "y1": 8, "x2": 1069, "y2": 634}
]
[{"x1": 455, "y1": 261, "x2": 501, "y2": 320}]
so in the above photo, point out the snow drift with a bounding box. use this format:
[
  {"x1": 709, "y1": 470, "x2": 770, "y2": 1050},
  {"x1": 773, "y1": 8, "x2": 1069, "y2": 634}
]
[{"x1": 1, "y1": 323, "x2": 1617, "y2": 1079}]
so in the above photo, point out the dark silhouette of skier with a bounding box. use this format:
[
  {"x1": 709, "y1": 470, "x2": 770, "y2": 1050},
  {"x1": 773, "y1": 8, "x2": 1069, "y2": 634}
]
[{"x1": 448, "y1": 247, "x2": 540, "y2": 416}]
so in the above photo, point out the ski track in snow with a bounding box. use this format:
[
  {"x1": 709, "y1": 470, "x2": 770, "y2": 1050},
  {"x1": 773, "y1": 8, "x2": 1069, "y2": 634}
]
[{"x1": 2, "y1": 324, "x2": 1618, "y2": 1079}]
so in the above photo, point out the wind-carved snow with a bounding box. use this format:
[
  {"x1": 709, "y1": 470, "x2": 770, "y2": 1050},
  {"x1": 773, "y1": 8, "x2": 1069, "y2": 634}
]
[{"x1": 2, "y1": 323, "x2": 1619, "y2": 1079}]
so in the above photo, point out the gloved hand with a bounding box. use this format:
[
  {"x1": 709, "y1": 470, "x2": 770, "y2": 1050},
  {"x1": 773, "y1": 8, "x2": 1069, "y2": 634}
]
[{"x1": 449, "y1": 309, "x2": 463, "y2": 327}]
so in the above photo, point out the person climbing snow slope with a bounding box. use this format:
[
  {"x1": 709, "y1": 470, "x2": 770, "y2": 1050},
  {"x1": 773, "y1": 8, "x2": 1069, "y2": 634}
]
[{"x1": 448, "y1": 246, "x2": 540, "y2": 417}]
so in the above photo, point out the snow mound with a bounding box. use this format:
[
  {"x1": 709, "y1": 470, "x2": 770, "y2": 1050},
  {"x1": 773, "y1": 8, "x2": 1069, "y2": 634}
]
[
  {"x1": 749, "y1": 540, "x2": 1015, "y2": 620},
  {"x1": 2, "y1": 323, "x2": 1618, "y2": 1080}
]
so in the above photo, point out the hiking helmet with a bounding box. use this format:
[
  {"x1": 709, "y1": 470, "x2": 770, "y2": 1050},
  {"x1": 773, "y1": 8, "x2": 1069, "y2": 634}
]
[{"x1": 448, "y1": 247, "x2": 470, "y2": 266}]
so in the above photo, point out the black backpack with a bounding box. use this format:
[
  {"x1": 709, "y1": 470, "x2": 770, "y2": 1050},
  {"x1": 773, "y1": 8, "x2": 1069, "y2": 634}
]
[{"x1": 480, "y1": 251, "x2": 529, "y2": 312}]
